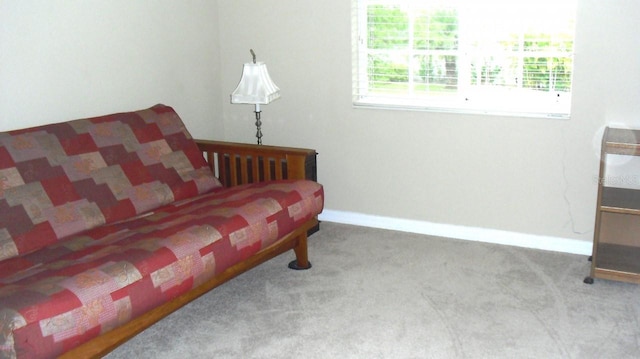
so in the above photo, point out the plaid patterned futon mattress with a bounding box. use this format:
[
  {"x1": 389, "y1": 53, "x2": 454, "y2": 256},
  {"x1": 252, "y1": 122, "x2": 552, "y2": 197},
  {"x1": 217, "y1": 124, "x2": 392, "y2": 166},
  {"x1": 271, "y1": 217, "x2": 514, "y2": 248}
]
[{"x1": 0, "y1": 179, "x2": 323, "y2": 358}]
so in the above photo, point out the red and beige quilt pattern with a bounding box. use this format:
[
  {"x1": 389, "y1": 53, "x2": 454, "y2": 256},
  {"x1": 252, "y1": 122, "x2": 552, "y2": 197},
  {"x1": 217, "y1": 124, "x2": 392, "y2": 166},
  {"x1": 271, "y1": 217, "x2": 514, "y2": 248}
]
[
  {"x1": 0, "y1": 104, "x2": 221, "y2": 263},
  {"x1": 0, "y1": 104, "x2": 324, "y2": 358},
  {"x1": 0, "y1": 179, "x2": 323, "y2": 358}
]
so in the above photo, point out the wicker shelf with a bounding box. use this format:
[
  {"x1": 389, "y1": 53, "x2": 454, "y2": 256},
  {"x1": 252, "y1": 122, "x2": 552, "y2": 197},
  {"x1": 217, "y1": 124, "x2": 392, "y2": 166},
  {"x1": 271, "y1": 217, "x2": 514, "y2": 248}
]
[
  {"x1": 601, "y1": 187, "x2": 640, "y2": 214},
  {"x1": 602, "y1": 128, "x2": 640, "y2": 155},
  {"x1": 594, "y1": 244, "x2": 640, "y2": 274},
  {"x1": 587, "y1": 127, "x2": 640, "y2": 284}
]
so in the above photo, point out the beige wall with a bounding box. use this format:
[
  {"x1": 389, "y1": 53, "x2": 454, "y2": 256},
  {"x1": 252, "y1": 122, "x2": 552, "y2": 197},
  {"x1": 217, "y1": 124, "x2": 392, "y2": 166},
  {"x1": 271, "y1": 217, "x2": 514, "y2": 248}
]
[
  {"x1": 0, "y1": 0, "x2": 223, "y2": 138},
  {"x1": 1, "y1": 1, "x2": 639, "y2": 248},
  {"x1": 218, "y1": 0, "x2": 640, "y2": 244}
]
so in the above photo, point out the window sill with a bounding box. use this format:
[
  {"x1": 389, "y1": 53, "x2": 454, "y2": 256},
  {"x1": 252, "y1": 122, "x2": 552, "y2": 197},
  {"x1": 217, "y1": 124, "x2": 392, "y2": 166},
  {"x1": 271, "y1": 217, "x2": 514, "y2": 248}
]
[{"x1": 352, "y1": 100, "x2": 571, "y2": 120}]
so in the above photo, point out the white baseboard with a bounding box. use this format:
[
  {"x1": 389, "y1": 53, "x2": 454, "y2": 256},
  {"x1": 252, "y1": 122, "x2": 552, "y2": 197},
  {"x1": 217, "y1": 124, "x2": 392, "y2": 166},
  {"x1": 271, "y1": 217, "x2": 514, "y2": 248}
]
[{"x1": 318, "y1": 209, "x2": 592, "y2": 256}]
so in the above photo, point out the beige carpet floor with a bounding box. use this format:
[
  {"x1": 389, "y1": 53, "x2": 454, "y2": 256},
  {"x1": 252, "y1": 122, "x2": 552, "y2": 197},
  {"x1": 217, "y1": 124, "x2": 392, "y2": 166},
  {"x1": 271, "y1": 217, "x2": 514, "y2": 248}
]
[{"x1": 106, "y1": 222, "x2": 640, "y2": 358}]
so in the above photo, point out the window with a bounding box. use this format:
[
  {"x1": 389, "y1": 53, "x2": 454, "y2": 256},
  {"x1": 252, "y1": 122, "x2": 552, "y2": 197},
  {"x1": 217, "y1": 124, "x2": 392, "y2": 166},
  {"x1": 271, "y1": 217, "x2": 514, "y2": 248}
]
[{"x1": 352, "y1": 0, "x2": 577, "y2": 118}]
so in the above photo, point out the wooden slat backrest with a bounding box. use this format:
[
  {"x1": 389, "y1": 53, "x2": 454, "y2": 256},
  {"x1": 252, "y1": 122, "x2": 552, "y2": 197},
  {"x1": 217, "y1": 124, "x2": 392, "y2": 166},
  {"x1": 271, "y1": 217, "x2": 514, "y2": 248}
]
[{"x1": 195, "y1": 140, "x2": 315, "y2": 187}]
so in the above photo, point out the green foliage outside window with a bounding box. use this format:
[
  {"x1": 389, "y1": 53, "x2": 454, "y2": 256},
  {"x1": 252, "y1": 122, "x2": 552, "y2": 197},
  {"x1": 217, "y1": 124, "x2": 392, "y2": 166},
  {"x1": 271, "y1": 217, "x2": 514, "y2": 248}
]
[
  {"x1": 365, "y1": 4, "x2": 573, "y2": 94},
  {"x1": 367, "y1": 5, "x2": 408, "y2": 49}
]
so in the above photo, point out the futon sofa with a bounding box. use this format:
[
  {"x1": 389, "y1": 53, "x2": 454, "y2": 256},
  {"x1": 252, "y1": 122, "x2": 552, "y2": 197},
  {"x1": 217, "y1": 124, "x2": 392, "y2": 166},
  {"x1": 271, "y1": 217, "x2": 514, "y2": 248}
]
[{"x1": 0, "y1": 104, "x2": 324, "y2": 358}]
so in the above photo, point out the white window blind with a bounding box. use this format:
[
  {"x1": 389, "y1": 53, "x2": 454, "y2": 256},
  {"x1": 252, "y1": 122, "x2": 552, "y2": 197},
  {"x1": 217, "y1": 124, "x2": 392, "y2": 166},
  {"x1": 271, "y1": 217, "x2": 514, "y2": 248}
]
[{"x1": 352, "y1": 0, "x2": 577, "y2": 118}]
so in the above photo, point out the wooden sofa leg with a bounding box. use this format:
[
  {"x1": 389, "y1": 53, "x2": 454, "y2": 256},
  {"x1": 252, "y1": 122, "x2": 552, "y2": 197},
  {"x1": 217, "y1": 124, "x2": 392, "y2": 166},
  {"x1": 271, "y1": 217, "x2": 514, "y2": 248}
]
[{"x1": 288, "y1": 232, "x2": 312, "y2": 270}]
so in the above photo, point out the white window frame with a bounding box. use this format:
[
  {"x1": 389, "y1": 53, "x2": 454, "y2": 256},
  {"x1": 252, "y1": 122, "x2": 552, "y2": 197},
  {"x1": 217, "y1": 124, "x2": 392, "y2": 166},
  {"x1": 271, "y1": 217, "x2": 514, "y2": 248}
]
[{"x1": 352, "y1": 0, "x2": 577, "y2": 119}]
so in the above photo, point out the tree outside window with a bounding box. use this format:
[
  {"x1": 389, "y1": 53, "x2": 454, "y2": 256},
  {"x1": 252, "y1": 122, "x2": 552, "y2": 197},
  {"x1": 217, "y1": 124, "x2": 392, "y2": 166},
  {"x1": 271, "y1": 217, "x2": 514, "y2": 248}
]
[{"x1": 353, "y1": 0, "x2": 577, "y2": 117}]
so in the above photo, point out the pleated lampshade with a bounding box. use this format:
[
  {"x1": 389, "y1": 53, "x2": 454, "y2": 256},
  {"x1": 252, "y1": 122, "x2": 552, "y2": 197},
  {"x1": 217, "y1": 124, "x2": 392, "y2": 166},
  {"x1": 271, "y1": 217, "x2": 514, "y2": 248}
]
[{"x1": 231, "y1": 62, "x2": 280, "y2": 105}]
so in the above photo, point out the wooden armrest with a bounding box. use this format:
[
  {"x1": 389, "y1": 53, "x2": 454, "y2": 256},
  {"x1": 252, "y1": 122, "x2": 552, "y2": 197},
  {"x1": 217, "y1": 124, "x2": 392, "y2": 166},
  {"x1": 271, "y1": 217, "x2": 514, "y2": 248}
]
[{"x1": 195, "y1": 140, "x2": 317, "y2": 187}]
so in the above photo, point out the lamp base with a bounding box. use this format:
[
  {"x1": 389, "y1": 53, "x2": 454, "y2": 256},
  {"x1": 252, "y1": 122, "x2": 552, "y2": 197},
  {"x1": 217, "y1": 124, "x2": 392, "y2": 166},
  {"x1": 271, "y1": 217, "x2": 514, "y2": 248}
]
[{"x1": 254, "y1": 110, "x2": 262, "y2": 145}]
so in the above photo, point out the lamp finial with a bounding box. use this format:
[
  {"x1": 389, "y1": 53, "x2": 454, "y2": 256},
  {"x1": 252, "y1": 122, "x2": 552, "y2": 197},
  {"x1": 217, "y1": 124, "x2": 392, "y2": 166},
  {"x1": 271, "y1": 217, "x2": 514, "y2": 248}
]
[{"x1": 250, "y1": 49, "x2": 256, "y2": 64}]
